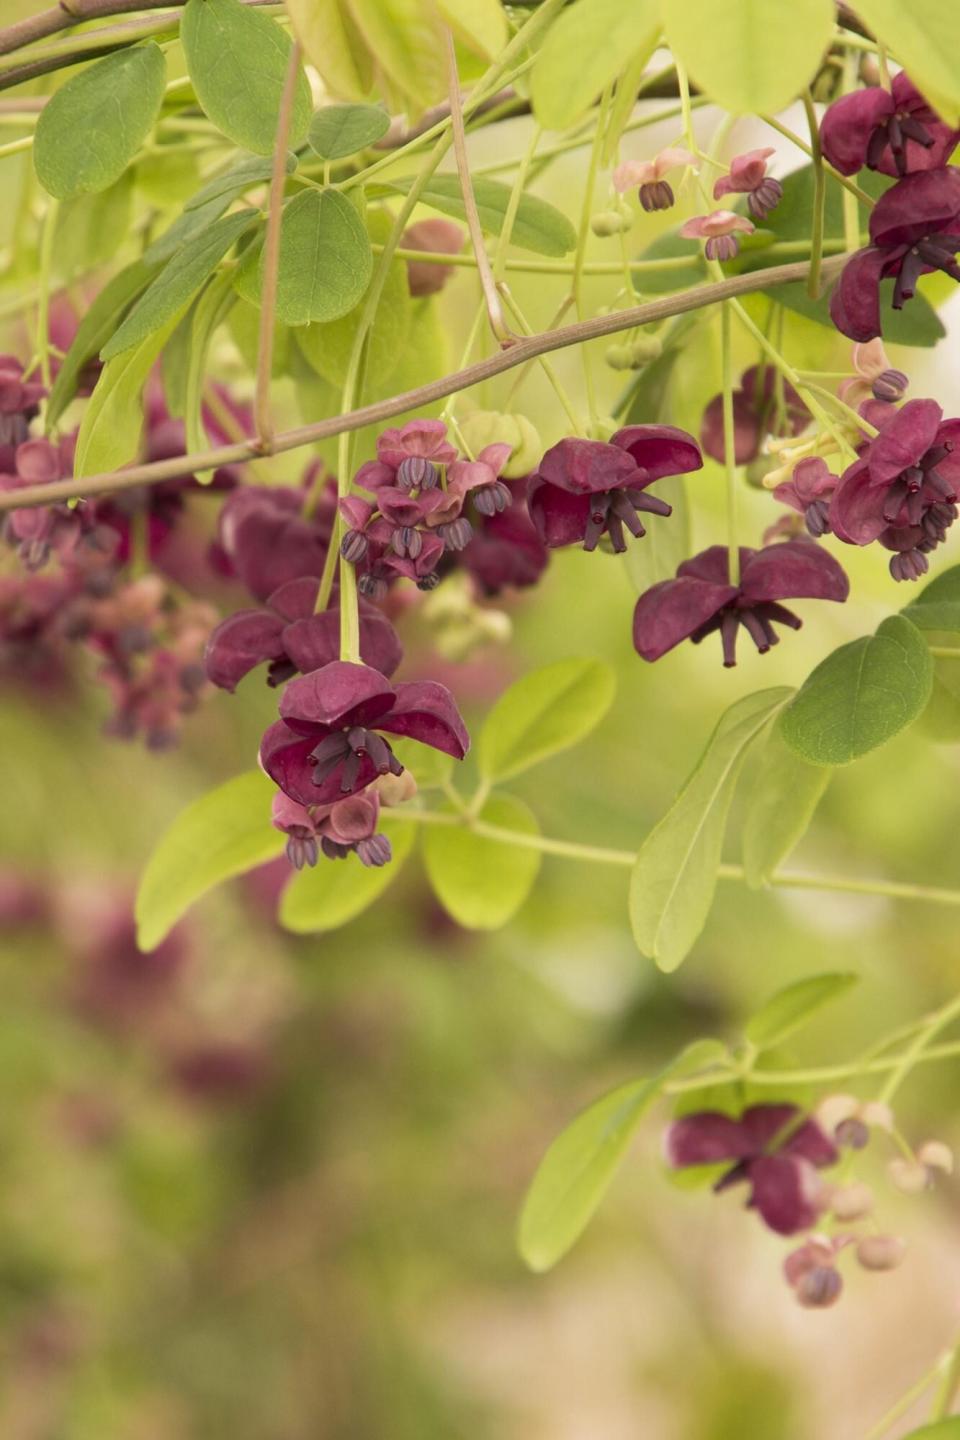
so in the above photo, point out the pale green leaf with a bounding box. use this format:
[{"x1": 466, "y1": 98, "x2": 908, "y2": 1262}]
[
  {"x1": 53, "y1": 172, "x2": 133, "y2": 277},
  {"x1": 901, "y1": 1423, "x2": 960, "y2": 1440},
  {"x1": 478, "y1": 658, "x2": 616, "y2": 783},
  {"x1": 34, "y1": 44, "x2": 166, "y2": 200},
  {"x1": 780, "y1": 616, "x2": 934, "y2": 766},
  {"x1": 278, "y1": 818, "x2": 416, "y2": 932},
  {"x1": 135, "y1": 771, "x2": 283, "y2": 952},
  {"x1": 435, "y1": 0, "x2": 508, "y2": 60},
  {"x1": 745, "y1": 973, "x2": 860, "y2": 1051},
  {"x1": 286, "y1": 0, "x2": 374, "y2": 100},
  {"x1": 389, "y1": 738, "x2": 454, "y2": 790},
  {"x1": 346, "y1": 0, "x2": 445, "y2": 111},
  {"x1": 385, "y1": 174, "x2": 577, "y2": 257},
  {"x1": 531, "y1": 0, "x2": 660, "y2": 131},
  {"x1": 102, "y1": 211, "x2": 253, "y2": 359},
  {"x1": 422, "y1": 795, "x2": 540, "y2": 930},
  {"x1": 227, "y1": 295, "x2": 292, "y2": 378},
  {"x1": 275, "y1": 188, "x2": 374, "y2": 324},
  {"x1": 308, "y1": 103, "x2": 390, "y2": 160},
  {"x1": 852, "y1": 0, "x2": 960, "y2": 126},
  {"x1": 184, "y1": 269, "x2": 238, "y2": 455},
  {"x1": 180, "y1": 0, "x2": 312, "y2": 155},
  {"x1": 630, "y1": 688, "x2": 793, "y2": 973},
  {"x1": 662, "y1": 0, "x2": 835, "y2": 115},
  {"x1": 741, "y1": 729, "x2": 830, "y2": 887}
]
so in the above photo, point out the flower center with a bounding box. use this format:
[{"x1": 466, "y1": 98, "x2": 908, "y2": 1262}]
[{"x1": 309, "y1": 726, "x2": 404, "y2": 794}]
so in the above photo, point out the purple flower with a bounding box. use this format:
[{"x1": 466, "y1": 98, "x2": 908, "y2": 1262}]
[
  {"x1": 204, "y1": 576, "x2": 402, "y2": 691},
  {"x1": 830, "y1": 397, "x2": 960, "y2": 579},
  {"x1": 678, "y1": 209, "x2": 754, "y2": 261},
  {"x1": 830, "y1": 167, "x2": 960, "y2": 342},
  {"x1": 632, "y1": 540, "x2": 849, "y2": 666},
  {"x1": 700, "y1": 365, "x2": 808, "y2": 466},
  {"x1": 215, "y1": 484, "x2": 334, "y2": 602},
  {"x1": 260, "y1": 660, "x2": 469, "y2": 807},
  {"x1": 272, "y1": 789, "x2": 392, "y2": 868},
  {"x1": 665, "y1": 1103, "x2": 838, "y2": 1236},
  {"x1": 461, "y1": 475, "x2": 549, "y2": 594},
  {"x1": 820, "y1": 73, "x2": 960, "y2": 178},
  {"x1": 713, "y1": 147, "x2": 783, "y2": 220},
  {"x1": 613, "y1": 146, "x2": 696, "y2": 212},
  {"x1": 527, "y1": 427, "x2": 703, "y2": 553},
  {"x1": 773, "y1": 456, "x2": 840, "y2": 537},
  {"x1": 0, "y1": 354, "x2": 45, "y2": 454}
]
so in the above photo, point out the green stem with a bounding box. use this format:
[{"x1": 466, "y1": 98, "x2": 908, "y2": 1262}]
[
  {"x1": 761, "y1": 111, "x2": 874, "y2": 210},
  {"x1": 877, "y1": 991, "x2": 960, "y2": 1105},
  {"x1": 865, "y1": 1355, "x2": 953, "y2": 1440},
  {"x1": 841, "y1": 50, "x2": 864, "y2": 252},
  {"x1": 929, "y1": 646, "x2": 960, "y2": 659},
  {"x1": 802, "y1": 90, "x2": 826, "y2": 300},
  {"x1": 36, "y1": 196, "x2": 58, "y2": 391},
  {"x1": 931, "y1": 1339, "x2": 960, "y2": 1422},
  {"x1": 498, "y1": 288, "x2": 583, "y2": 435},
  {"x1": 0, "y1": 132, "x2": 31, "y2": 159},
  {"x1": 720, "y1": 302, "x2": 739, "y2": 585},
  {"x1": 376, "y1": 238, "x2": 847, "y2": 276}
]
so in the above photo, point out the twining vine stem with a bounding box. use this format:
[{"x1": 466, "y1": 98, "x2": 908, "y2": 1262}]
[{"x1": 3, "y1": 255, "x2": 849, "y2": 514}]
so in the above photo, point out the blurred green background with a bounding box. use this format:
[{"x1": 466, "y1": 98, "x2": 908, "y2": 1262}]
[{"x1": 2, "y1": 11, "x2": 960, "y2": 1436}]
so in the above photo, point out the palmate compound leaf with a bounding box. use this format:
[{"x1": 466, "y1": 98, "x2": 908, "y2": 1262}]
[
  {"x1": 518, "y1": 1039, "x2": 728, "y2": 1272},
  {"x1": 33, "y1": 44, "x2": 166, "y2": 201},
  {"x1": 629, "y1": 688, "x2": 794, "y2": 973},
  {"x1": 529, "y1": 0, "x2": 660, "y2": 132},
  {"x1": 421, "y1": 795, "x2": 541, "y2": 931},
  {"x1": 779, "y1": 615, "x2": 934, "y2": 766},
  {"x1": 740, "y1": 728, "x2": 830, "y2": 888},
  {"x1": 180, "y1": 0, "x2": 312, "y2": 155},
  {"x1": 744, "y1": 973, "x2": 860, "y2": 1051},
  {"x1": 135, "y1": 771, "x2": 285, "y2": 952},
  {"x1": 278, "y1": 818, "x2": 417, "y2": 933},
  {"x1": 477, "y1": 658, "x2": 617, "y2": 784}
]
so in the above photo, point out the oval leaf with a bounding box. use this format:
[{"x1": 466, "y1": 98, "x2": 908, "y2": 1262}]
[
  {"x1": 531, "y1": 0, "x2": 660, "y2": 131},
  {"x1": 478, "y1": 658, "x2": 616, "y2": 784},
  {"x1": 181, "y1": 0, "x2": 312, "y2": 155},
  {"x1": 308, "y1": 103, "x2": 390, "y2": 159},
  {"x1": 422, "y1": 795, "x2": 541, "y2": 930},
  {"x1": 33, "y1": 44, "x2": 166, "y2": 201},
  {"x1": 386, "y1": 174, "x2": 577, "y2": 257},
  {"x1": 285, "y1": 0, "x2": 374, "y2": 100},
  {"x1": 741, "y1": 729, "x2": 830, "y2": 887},
  {"x1": 102, "y1": 211, "x2": 253, "y2": 359},
  {"x1": 630, "y1": 688, "x2": 793, "y2": 973},
  {"x1": 275, "y1": 189, "x2": 374, "y2": 325},
  {"x1": 780, "y1": 616, "x2": 933, "y2": 766},
  {"x1": 663, "y1": 0, "x2": 835, "y2": 115},
  {"x1": 136, "y1": 771, "x2": 284, "y2": 951},
  {"x1": 745, "y1": 973, "x2": 860, "y2": 1051},
  {"x1": 184, "y1": 152, "x2": 298, "y2": 212},
  {"x1": 852, "y1": 0, "x2": 960, "y2": 126},
  {"x1": 279, "y1": 818, "x2": 416, "y2": 932},
  {"x1": 347, "y1": 0, "x2": 446, "y2": 112}
]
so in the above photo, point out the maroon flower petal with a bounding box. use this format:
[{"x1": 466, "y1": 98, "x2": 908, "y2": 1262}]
[
  {"x1": 829, "y1": 245, "x2": 890, "y2": 343},
  {"x1": 739, "y1": 1103, "x2": 800, "y2": 1150},
  {"x1": 747, "y1": 1154, "x2": 826, "y2": 1235},
  {"x1": 739, "y1": 541, "x2": 850, "y2": 604},
  {"x1": 281, "y1": 610, "x2": 403, "y2": 678},
  {"x1": 319, "y1": 792, "x2": 380, "y2": 844},
  {"x1": 232, "y1": 510, "x2": 329, "y2": 602},
  {"x1": 632, "y1": 576, "x2": 737, "y2": 661},
  {"x1": 204, "y1": 610, "x2": 286, "y2": 691},
  {"x1": 678, "y1": 544, "x2": 750, "y2": 585},
  {"x1": 866, "y1": 397, "x2": 944, "y2": 484},
  {"x1": 869, "y1": 167, "x2": 960, "y2": 248},
  {"x1": 819, "y1": 86, "x2": 894, "y2": 175},
  {"x1": 526, "y1": 479, "x2": 591, "y2": 548},
  {"x1": 663, "y1": 1112, "x2": 754, "y2": 1167},
  {"x1": 830, "y1": 459, "x2": 890, "y2": 544},
  {"x1": 379, "y1": 680, "x2": 470, "y2": 759},
  {"x1": 259, "y1": 721, "x2": 328, "y2": 807},
  {"x1": 611, "y1": 424, "x2": 704, "y2": 482},
  {"x1": 933, "y1": 418, "x2": 960, "y2": 489},
  {"x1": 781, "y1": 1117, "x2": 840, "y2": 1168},
  {"x1": 699, "y1": 392, "x2": 763, "y2": 465},
  {"x1": 279, "y1": 660, "x2": 396, "y2": 734},
  {"x1": 266, "y1": 576, "x2": 320, "y2": 622},
  {"x1": 536, "y1": 437, "x2": 638, "y2": 495}
]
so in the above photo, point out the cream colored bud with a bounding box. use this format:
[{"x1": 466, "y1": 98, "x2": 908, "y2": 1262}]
[
  {"x1": 458, "y1": 410, "x2": 541, "y2": 478},
  {"x1": 917, "y1": 1140, "x2": 954, "y2": 1175},
  {"x1": 856, "y1": 1235, "x2": 906, "y2": 1271},
  {"x1": 626, "y1": 335, "x2": 663, "y2": 365},
  {"x1": 887, "y1": 1158, "x2": 930, "y2": 1195},
  {"x1": 860, "y1": 1102, "x2": 894, "y2": 1133},
  {"x1": 831, "y1": 1183, "x2": 875, "y2": 1222},
  {"x1": 590, "y1": 209, "x2": 632, "y2": 237},
  {"x1": 604, "y1": 343, "x2": 634, "y2": 371},
  {"x1": 374, "y1": 770, "x2": 417, "y2": 806},
  {"x1": 816, "y1": 1094, "x2": 861, "y2": 1133}
]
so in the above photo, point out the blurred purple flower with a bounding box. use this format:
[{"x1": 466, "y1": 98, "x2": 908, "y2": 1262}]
[
  {"x1": 700, "y1": 365, "x2": 808, "y2": 466},
  {"x1": 820, "y1": 73, "x2": 960, "y2": 178}
]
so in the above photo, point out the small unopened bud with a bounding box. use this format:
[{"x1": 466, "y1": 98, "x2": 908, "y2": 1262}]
[
  {"x1": 458, "y1": 411, "x2": 541, "y2": 479},
  {"x1": 639, "y1": 179, "x2": 675, "y2": 212},
  {"x1": 836, "y1": 1117, "x2": 871, "y2": 1150},
  {"x1": 831, "y1": 1182, "x2": 875, "y2": 1222},
  {"x1": 917, "y1": 1140, "x2": 954, "y2": 1175},
  {"x1": 416, "y1": 572, "x2": 441, "y2": 592},
  {"x1": 860, "y1": 1102, "x2": 894, "y2": 1133},
  {"x1": 374, "y1": 769, "x2": 417, "y2": 806},
  {"x1": 473, "y1": 481, "x2": 512, "y2": 517},
  {"x1": 356, "y1": 833, "x2": 392, "y2": 868},
  {"x1": 357, "y1": 572, "x2": 388, "y2": 601},
  {"x1": 856, "y1": 1235, "x2": 906, "y2": 1271},
  {"x1": 392, "y1": 525, "x2": 422, "y2": 560},
  {"x1": 628, "y1": 335, "x2": 663, "y2": 365},
  {"x1": 888, "y1": 1157, "x2": 930, "y2": 1195},
  {"x1": 437, "y1": 517, "x2": 473, "y2": 551},
  {"x1": 604, "y1": 343, "x2": 634, "y2": 372},
  {"x1": 396, "y1": 456, "x2": 437, "y2": 491},
  {"x1": 340, "y1": 529, "x2": 369, "y2": 564},
  {"x1": 795, "y1": 1266, "x2": 843, "y2": 1308},
  {"x1": 590, "y1": 209, "x2": 632, "y2": 237},
  {"x1": 872, "y1": 368, "x2": 908, "y2": 403}
]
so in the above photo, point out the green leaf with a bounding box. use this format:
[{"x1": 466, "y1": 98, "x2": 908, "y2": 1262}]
[
  {"x1": 388, "y1": 739, "x2": 454, "y2": 790},
  {"x1": 780, "y1": 616, "x2": 934, "y2": 766},
  {"x1": 278, "y1": 817, "x2": 416, "y2": 932},
  {"x1": 46, "y1": 257, "x2": 159, "y2": 427},
  {"x1": 630, "y1": 688, "x2": 793, "y2": 973},
  {"x1": 852, "y1": 0, "x2": 960, "y2": 126},
  {"x1": 143, "y1": 192, "x2": 239, "y2": 266},
  {"x1": 662, "y1": 0, "x2": 834, "y2": 115},
  {"x1": 33, "y1": 44, "x2": 166, "y2": 200},
  {"x1": 745, "y1": 973, "x2": 860, "y2": 1051},
  {"x1": 227, "y1": 295, "x2": 292, "y2": 378},
  {"x1": 181, "y1": 0, "x2": 312, "y2": 154},
  {"x1": 530, "y1": 0, "x2": 660, "y2": 131},
  {"x1": 904, "y1": 569, "x2": 960, "y2": 740},
  {"x1": 911, "y1": 563, "x2": 960, "y2": 604},
  {"x1": 478, "y1": 658, "x2": 617, "y2": 783},
  {"x1": 135, "y1": 771, "x2": 284, "y2": 951},
  {"x1": 741, "y1": 729, "x2": 830, "y2": 887},
  {"x1": 775, "y1": 277, "x2": 945, "y2": 348},
  {"x1": 518, "y1": 1076, "x2": 661, "y2": 1272},
  {"x1": 346, "y1": 0, "x2": 446, "y2": 112},
  {"x1": 53, "y1": 172, "x2": 133, "y2": 277},
  {"x1": 184, "y1": 269, "x2": 238, "y2": 455},
  {"x1": 422, "y1": 795, "x2": 541, "y2": 930},
  {"x1": 184, "y1": 152, "x2": 298, "y2": 211},
  {"x1": 285, "y1": 0, "x2": 374, "y2": 101},
  {"x1": 161, "y1": 303, "x2": 196, "y2": 419},
  {"x1": 308, "y1": 103, "x2": 390, "y2": 160},
  {"x1": 275, "y1": 188, "x2": 374, "y2": 325},
  {"x1": 385, "y1": 174, "x2": 577, "y2": 257},
  {"x1": 901, "y1": 601, "x2": 960, "y2": 632},
  {"x1": 902, "y1": 1424, "x2": 960, "y2": 1440},
  {"x1": 435, "y1": 0, "x2": 508, "y2": 59},
  {"x1": 75, "y1": 308, "x2": 189, "y2": 477},
  {"x1": 101, "y1": 211, "x2": 253, "y2": 359}
]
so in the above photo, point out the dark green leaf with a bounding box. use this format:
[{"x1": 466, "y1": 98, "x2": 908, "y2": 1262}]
[
  {"x1": 102, "y1": 211, "x2": 253, "y2": 358},
  {"x1": 780, "y1": 616, "x2": 934, "y2": 765},
  {"x1": 775, "y1": 277, "x2": 945, "y2": 348},
  {"x1": 180, "y1": 0, "x2": 312, "y2": 155},
  {"x1": 745, "y1": 973, "x2": 860, "y2": 1050},
  {"x1": 386, "y1": 173, "x2": 576, "y2": 256},
  {"x1": 184, "y1": 152, "x2": 298, "y2": 212},
  {"x1": 274, "y1": 188, "x2": 373, "y2": 325},
  {"x1": 308, "y1": 103, "x2": 390, "y2": 159},
  {"x1": 143, "y1": 193, "x2": 239, "y2": 266},
  {"x1": 33, "y1": 44, "x2": 166, "y2": 200}
]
